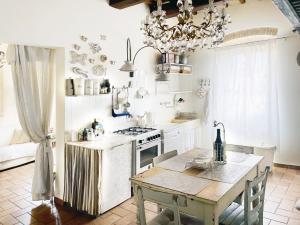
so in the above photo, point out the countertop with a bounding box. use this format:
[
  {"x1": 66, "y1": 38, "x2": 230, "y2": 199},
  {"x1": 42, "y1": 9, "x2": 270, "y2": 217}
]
[
  {"x1": 66, "y1": 119, "x2": 201, "y2": 151},
  {"x1": 66, "y1": 134, "x2": 134, "y2": 150},
  {"x1": 154, "y1": 118, "x2": 201, "y2": 132}
]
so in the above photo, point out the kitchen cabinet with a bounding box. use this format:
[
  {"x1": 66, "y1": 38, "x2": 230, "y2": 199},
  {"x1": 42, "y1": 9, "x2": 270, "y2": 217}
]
[
  {"x1": 163, "y1": 120, "x2": 201, "y2": 154},
  {"x1": 163, "y1": 127, "x2": 184, "y2": 154},
  {"x1": 64, "y1": 141, "x2": 132, "y2": 216},
  {"x1": 100, "y1": 143, "x2": 132, "y2": 213}
]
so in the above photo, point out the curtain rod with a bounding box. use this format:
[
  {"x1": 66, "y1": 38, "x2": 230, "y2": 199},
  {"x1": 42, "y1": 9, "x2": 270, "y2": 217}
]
[{"x1": 212, "y1": 34, "x2": 299, "y2": 49}]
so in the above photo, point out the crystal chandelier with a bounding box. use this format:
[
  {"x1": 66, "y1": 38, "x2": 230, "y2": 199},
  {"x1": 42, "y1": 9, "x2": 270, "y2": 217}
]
[{"x1": 141, "y1": 0, "x2": 231, "y2": 53}]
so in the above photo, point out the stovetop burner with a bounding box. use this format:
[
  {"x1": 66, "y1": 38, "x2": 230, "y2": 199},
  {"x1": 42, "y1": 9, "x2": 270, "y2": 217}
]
[{"x1": 113, "y1": 127, "x2": 156, "y2": 136}]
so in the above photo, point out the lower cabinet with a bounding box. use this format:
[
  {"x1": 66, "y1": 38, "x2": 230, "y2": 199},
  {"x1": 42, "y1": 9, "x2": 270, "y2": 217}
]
[
  {"x1": 163, "y1": 120, "x2": 201, "y2": 154},
  {"x1": 163, "y1": 127, "x2": 183, "y2": 154},
  {"x1": 100, "y1": 143, "x2": 132, "y2": 213}
]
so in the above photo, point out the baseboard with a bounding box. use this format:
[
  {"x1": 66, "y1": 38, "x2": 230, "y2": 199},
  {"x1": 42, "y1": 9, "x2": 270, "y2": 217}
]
[
  {"x1": 274, "y1": 163, "x2": 300, "y2": 170},
  {"x1": 54, "y1": 197, "x2": 64, "y2": 206},
  {"x1": 0, "y1": 160, "x2": 35, "y2": 172}
]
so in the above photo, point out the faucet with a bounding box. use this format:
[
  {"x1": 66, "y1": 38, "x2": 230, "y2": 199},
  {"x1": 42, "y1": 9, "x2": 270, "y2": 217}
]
[{"x1": 213, "y1": 120, "x2": 226, "y2": 143}]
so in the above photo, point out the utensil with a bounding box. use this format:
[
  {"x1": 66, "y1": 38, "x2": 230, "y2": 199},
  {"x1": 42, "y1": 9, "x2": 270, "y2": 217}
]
[{"x1": 115, "y1": 90, "x2": 121, "y2": 110}]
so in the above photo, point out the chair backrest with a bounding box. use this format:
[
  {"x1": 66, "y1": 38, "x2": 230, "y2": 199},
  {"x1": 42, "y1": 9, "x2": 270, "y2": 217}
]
[
  {"x1": 244, "y1": 166, "x2": 270, "y2": 225},
  {"x1": 153, "y1": 150, "x2": 178, "y2": 166},
  {"x1": 136, "y1": 185, "x2": 187, "y2": 225},
  {"x1": 226, "y1": 144, "x2": 254, "y2": 154}
]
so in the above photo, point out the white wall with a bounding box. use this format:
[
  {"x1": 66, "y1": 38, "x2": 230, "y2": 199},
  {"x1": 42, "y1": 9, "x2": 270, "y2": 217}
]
[
  {"x1": 274, "y1": 37, "x2": 300, "y2": 166},
  {"x1": 191, "y1": 0, "x2": 300, "y2": 166},
  {"x1": 0, "y1": 0, "x2": 195, "y2": 199},
  {"x1": 0, "y1": 44, "x2": 21, "y2": 146}
]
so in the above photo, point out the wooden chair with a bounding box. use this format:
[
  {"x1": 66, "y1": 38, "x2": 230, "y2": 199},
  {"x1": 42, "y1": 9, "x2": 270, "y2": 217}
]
[
  {"x1": 226, "y1": 144, "x2": 254, "y2": 204},
  {"x1": 153, "y1": 150, "x2": 178, "y2": 167},
  {"x1": 136, "y1": 185, "x2": 203, "y2": 225},
  {"x1": 219, "y1": 166, "x2": 270, "y2": 225},
  {"x1": 226, "y1": 144, "x2": 254, "y2": 154}
]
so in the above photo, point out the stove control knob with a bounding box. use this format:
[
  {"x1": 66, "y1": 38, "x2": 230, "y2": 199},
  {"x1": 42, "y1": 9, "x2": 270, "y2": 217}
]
[
  {"x1": 138, "y1": 140, "x2": 143, "y2": 144},
  {"x1": 147, "y1": 137, "x2": 151, "y2": 141},
  {"x1": 158, "y1": 134, "x2": 161, "y2": 137}
]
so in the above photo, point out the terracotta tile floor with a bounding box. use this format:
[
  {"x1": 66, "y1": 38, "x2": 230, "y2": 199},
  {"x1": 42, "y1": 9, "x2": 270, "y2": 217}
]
[{"x1": 0, "y1": 163, "x2": 300, "y2": 225}]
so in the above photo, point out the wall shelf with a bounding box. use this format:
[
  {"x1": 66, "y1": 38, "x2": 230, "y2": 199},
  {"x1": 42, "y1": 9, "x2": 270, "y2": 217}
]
[
  {"x1": 169, "y1": 90, "x2": 193, "y2": 94},
  {"x1": 156, "y1": 63, "x2": 192, "y2": 75},
  {"x1": 65, "y1": 94, "x2": 111, "y2": 97}
]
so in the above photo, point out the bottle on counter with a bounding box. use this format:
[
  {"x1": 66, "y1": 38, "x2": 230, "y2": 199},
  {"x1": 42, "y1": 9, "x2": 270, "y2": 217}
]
[{"x1": 82, "y1": 128, "x2": 88, "y2": 141}]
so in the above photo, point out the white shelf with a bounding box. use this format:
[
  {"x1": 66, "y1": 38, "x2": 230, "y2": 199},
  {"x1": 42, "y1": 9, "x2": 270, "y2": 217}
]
[
  {"x1": 66, "y1": 94, "x2": 111, "y2": 97},
  {"x1": 169, "y1": 90, "x2": 193, "y2": 94}
]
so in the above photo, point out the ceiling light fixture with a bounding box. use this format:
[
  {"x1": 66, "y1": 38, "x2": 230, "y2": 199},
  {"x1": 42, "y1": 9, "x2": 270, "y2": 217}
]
[
  {"x1": 141, "y1": 0, "x2": 231, "y2": 53},
  {"x1": 120, "y1": 38, "x2": 168, "y2": 80}
]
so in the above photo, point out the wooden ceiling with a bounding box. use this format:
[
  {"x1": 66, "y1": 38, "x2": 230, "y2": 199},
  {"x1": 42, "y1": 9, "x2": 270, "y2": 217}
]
[{"x1": 109, "y1": 0, "x2": 223, "y2": 17}]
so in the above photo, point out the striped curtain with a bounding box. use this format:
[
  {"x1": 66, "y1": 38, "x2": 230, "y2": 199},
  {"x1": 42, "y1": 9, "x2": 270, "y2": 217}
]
[{"x1": 64, "y1": 144, "x2": 101, "y2": 216}]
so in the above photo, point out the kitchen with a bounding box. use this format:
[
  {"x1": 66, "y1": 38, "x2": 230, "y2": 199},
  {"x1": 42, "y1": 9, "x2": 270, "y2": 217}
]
[{"x1": 0, "y1": 0, "x2": 300, "y2": 225}]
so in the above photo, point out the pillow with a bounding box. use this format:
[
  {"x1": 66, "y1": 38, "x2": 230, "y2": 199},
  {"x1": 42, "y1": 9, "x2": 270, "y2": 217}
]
[{"x1": 9, "y1": 129, "x2": 31, "y2": 145}]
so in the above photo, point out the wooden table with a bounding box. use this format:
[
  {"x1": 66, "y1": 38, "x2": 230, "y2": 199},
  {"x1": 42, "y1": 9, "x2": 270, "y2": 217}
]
[{"x1": 131, "y1": 149, "x2": 263, "y2": 225}]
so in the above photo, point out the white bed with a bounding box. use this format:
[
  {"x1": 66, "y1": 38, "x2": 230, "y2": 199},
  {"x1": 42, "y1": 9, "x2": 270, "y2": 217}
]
[{"x1": 0, "y1": 142, "x2": 37, "y2": 171}]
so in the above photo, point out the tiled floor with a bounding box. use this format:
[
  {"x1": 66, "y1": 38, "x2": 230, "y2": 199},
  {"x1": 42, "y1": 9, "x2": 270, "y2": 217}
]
[{"x1": 0, "y1": 163, "x2": 300, "y2": 225}]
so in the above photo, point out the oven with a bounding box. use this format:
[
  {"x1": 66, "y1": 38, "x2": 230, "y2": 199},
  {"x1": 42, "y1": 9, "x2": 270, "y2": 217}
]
[
  {"x1": 113, "y1": 127, "x2": 162, "y2": 176},
  {"x1": 131, "y1": 133, "x2": 161, "y2": 175},
  {"x1": 136, "y1": 139, "x2": 161, "y2": 174}
]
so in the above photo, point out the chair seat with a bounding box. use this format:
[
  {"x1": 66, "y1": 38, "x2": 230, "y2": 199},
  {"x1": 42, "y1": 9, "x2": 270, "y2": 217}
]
[
  {"x1": 219, "y1": 202, "x2": 259, "y2": 225},
  {"x1": 148, "y1": 209, "x2": 204, "y2": 225},
  {"x1": 219, "y1": 202, "x2": 245, "y2": 225}
]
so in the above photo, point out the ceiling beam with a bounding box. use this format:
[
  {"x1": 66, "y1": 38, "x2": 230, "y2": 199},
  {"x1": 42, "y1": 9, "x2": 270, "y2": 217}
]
[{"x1": 109, "y1": 0, "x2": 145, "y2": 9}]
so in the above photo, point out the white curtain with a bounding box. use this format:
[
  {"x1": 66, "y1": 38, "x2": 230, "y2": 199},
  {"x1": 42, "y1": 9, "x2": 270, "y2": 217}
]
[
  {"x1": 205, "y1": 42, "x2": 279, "y2": 147},
  {"x1": 7, "y1": 45, "x2": 56, "y2": 200}
]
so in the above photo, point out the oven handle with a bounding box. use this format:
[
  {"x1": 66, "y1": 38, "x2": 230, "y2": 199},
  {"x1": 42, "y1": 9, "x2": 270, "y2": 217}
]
[{"x1": 136, "y1": 140, "x2": 161, "y2": 150}]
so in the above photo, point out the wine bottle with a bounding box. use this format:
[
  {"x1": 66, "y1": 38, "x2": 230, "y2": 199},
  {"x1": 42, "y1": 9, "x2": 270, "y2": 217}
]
[{"x1": 214, "y1": 129, "x2": 223, "y2": 161}]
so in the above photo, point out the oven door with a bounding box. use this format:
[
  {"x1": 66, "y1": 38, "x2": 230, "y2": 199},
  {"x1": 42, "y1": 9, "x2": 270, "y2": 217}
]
[{"x1": 136, "y1": 140, "x2": 161, "y2": 174}]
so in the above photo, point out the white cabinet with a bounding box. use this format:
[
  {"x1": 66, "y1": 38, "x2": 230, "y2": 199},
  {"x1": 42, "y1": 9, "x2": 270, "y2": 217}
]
[
  {"x1": 100, "y1": 143, "x2": 132, "y2": 213},
  {"x1": 163, "y1": 120, "x2": 201, "y2": 154},
  {"x1": 163, "y1": 127, "x2": 184, "y2": 154}
]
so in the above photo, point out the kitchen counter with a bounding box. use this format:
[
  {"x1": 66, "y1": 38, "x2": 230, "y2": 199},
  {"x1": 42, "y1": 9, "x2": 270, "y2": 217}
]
[
  {"x1": 66, "y1": 134, "x2": 134, "y2": 150},
  {"x1": 66, "y1": 119, "x2": 200, "y2": 150},
  {"x1": 154, "y1": 118, "x2": 201, "y2": 132}
]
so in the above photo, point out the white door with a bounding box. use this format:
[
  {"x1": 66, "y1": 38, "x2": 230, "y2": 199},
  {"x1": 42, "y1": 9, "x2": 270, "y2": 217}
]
[{"x1": 100, "y1": 143, "x2": 132, "y2": 213}]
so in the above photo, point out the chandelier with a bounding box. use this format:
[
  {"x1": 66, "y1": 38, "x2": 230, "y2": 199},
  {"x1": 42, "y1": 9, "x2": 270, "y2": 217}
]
[{"x1": 141, "y1": 0, "x2": 231, "y2": 53}]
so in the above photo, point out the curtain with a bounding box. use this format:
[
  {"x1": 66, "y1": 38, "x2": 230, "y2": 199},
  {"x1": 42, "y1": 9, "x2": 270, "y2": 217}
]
[
  {"x1": 64, "y1": 144, "x2": 101, "y2": 216},
  {"x1": 6, "y1": 45, "x2": 56, "y2": 200},
  {"x1": 205, "y1": 42, "x2": 279, "y2": 147}
]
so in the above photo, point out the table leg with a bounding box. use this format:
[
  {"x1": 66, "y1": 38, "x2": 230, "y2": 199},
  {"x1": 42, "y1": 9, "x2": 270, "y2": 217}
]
[
  {"x1": 132, "y1": 185, "x2": 141, "y2": 225},
  {"x1": 203, "y1": 206, "x2": 219, "y2": 225}
]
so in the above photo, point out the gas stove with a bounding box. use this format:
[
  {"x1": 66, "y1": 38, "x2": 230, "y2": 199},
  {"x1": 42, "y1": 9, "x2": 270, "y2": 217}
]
[
  {"x1": 113, "y1": 126, "x2": 162, "y2": 175},
  {"x1": 113, "y1": 127, "x2": 156, "y2": 136}
]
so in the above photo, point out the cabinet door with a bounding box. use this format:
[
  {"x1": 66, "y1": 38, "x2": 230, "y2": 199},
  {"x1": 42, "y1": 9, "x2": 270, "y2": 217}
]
[
  {"x1": 163, "y1": 128, "x2": 183, "y2": 154},
  {"x1": 186, "y1": 128, "x2": 195, "y2": 151},
  {"x1": 100, "y1": 143, "x2": 132, "y2": 213}
]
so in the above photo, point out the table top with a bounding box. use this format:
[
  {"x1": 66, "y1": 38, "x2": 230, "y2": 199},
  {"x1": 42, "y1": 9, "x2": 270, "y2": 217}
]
[{"x1": 131, "y1": 149, "x2": 263, "y2": 204}]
